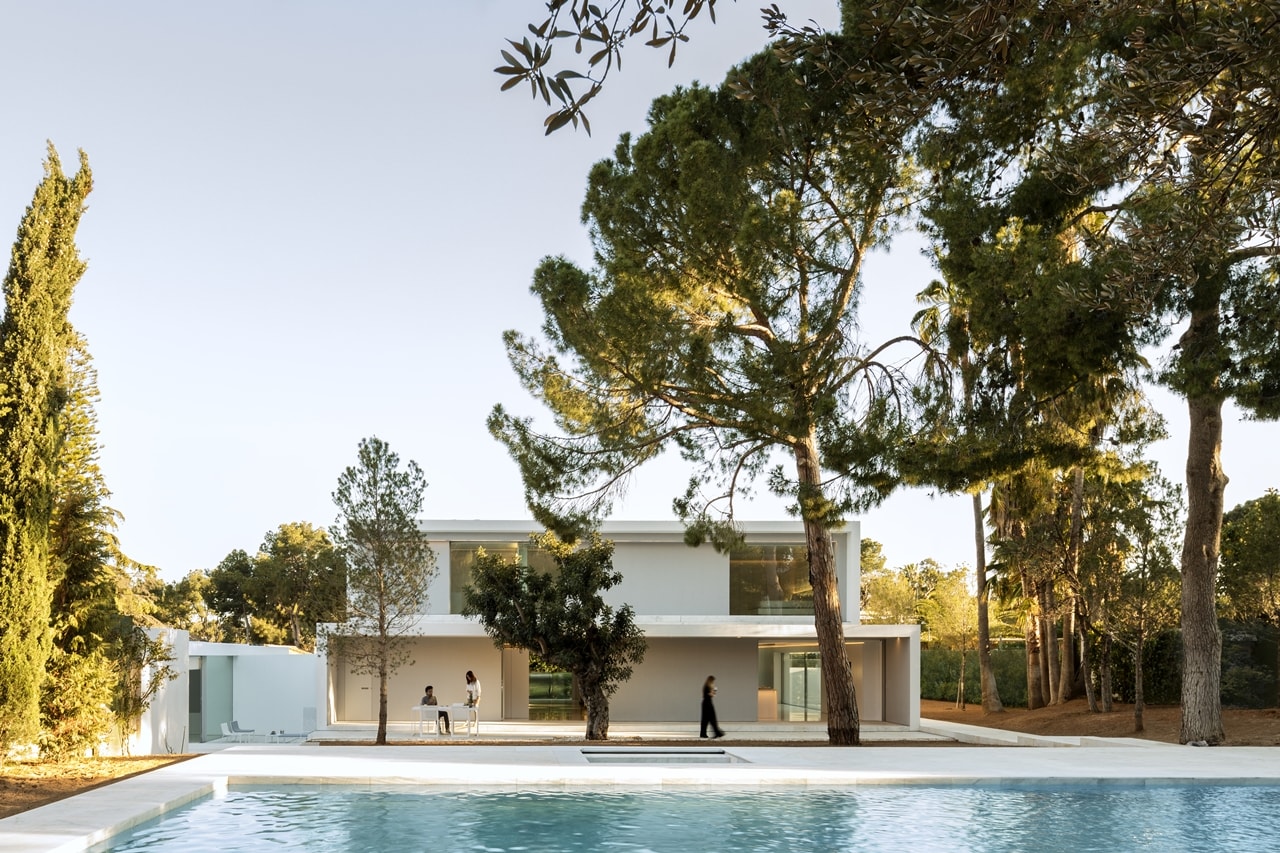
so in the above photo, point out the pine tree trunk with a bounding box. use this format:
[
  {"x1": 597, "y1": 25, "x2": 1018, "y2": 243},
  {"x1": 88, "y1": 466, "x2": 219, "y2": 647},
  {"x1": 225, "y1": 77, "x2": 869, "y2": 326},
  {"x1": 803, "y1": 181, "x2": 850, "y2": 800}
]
[
  {"x1": 376, "y1": 667, "x2": 389, "y2": 745},
  {"x1": 795, "y1": 437, "x2": 859, "y2": 745},
  {"x1": 1180, "y1": 388, "x2": 1227, "y2": 744},
  {"x1": 973, "y1": 493, "x2": 1003, "y2": 713}
]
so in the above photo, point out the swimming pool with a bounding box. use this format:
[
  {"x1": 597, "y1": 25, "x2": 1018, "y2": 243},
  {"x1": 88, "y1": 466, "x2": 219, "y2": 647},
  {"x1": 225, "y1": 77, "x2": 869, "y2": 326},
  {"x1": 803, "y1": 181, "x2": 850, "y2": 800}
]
[{"x1": 90, "y1": 783, "x2": 1280, "y2": 852}]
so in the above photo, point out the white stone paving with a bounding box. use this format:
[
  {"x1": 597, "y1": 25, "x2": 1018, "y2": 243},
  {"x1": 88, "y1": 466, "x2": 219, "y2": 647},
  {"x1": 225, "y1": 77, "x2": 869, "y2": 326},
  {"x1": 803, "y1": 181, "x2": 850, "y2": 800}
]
[{"x1": 2, "y1": 721, "x2": 1277, "y2": 853}]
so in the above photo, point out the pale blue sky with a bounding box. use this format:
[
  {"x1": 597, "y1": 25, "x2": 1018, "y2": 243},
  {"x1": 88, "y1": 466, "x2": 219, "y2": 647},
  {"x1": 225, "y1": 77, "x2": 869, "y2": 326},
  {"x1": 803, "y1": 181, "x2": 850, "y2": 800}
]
[{"x1": 0, "y1": 1, "x2": 1271, "y2": 581}]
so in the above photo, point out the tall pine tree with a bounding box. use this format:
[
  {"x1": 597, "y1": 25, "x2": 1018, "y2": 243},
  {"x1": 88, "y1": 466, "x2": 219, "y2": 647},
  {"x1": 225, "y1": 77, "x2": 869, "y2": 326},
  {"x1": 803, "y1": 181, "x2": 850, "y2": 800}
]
[{"x1": 0, "y1": 144, "x2": 92, "y2": 751}]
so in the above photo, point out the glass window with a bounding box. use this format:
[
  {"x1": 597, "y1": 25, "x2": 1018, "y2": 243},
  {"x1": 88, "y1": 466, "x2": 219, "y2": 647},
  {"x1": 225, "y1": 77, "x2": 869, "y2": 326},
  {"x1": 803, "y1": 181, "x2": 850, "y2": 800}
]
[
  {"x1": 449, "y1": 541, "x2": 556, "y2": 613},
  {"x1": 729, "y1": 543, "x2": 813, "y2": 615}
]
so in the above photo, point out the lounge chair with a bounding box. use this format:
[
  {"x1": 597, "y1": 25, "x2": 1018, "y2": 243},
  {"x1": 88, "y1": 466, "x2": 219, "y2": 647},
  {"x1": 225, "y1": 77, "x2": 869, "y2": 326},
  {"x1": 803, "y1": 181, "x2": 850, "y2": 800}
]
[
  {"x1": 230, "y1": 721, "x2": 256, "y2": 741},
  {"x1": 219, "y1": 722, "x2": 241, "y2": 742}
]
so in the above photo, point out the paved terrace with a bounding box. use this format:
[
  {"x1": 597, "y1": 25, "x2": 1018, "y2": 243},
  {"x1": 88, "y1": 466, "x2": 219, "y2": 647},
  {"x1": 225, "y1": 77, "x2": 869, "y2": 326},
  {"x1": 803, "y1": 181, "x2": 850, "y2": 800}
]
[{"x1": 3, "y1": 719, "x2": 1278, "y2": 853}]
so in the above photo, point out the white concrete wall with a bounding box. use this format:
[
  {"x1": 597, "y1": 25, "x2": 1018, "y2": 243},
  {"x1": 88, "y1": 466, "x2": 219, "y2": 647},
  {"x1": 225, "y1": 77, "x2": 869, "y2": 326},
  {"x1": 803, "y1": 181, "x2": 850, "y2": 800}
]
[
  {"x1": 883, "y1": 632, "x2": 920, "y2": 727},
  {"x1": 848, "y1": 639, "x2": 884, "y2": 722},
  {"x1": 330, "y1": 637, "x2": 502, "y2": 724},
  {"x1": 608, "y1": 542, "x2": 728, "y2": 616},
  {"x1": 231, "y1": 654, "x2": 322, "y2": 736},
  {"x1": 135, "y1": 628, "x2": 190, "y2": 755},
  {"x1": 610, "y1": 637, "x2": 760, "y2": 722}
]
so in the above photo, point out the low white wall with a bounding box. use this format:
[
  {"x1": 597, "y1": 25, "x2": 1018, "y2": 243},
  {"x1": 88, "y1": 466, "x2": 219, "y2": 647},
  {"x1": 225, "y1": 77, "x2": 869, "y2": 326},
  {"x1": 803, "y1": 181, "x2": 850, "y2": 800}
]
[
  {"x1": 231, "y1": 654, "x2": 322, "y2": 736},
  {"x1": 135, "y1": 628, "x2": 190, "y2": 755}
]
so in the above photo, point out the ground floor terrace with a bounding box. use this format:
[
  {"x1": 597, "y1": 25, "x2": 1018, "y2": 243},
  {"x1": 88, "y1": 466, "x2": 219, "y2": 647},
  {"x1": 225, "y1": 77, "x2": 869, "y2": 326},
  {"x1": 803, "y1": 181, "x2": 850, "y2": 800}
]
[
  {"x1": 323, "y1": 618, "x2": 919, "y2": 731},
  {"x1": 4, "y1": 719, "x2": 1279, "y2": 853}
]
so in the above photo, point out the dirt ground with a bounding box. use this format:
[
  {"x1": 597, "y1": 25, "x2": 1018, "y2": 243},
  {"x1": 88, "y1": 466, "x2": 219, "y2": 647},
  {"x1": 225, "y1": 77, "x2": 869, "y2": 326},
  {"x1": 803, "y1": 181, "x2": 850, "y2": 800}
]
[
  {"x1": 2, "y1": 700, "x2": 1276, "y2": 820},
  {"x1": 920, "y1": 697, "x2": 1280, "y2": 746}
]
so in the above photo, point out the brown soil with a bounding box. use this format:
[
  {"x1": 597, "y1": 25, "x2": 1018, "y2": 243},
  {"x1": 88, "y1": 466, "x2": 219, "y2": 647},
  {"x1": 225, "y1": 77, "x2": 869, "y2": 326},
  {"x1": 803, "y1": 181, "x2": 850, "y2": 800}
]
[
  {"x1": 921, "y1": 698, "x2": 1280, "y2": 746},
  {"x1": 3, "y1": 702, "x2": 1276, "y2": 820},
  {"x1": 0, "y1": 755, "x2": 196, "y2": 820}
]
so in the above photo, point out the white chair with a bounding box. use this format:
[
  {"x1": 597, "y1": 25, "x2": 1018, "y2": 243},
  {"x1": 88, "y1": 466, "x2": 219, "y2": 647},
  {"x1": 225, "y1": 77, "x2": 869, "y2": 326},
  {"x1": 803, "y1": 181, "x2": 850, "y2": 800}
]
[
  {"x1": 410, "y1": 705, "x2": 439, "y2": 736},
  {"x1": 230, "y1": 721, "x2": 255, "y2": 741},
  {"x1": 219, "y1": 722, "x2": 241, "y2": 743}
]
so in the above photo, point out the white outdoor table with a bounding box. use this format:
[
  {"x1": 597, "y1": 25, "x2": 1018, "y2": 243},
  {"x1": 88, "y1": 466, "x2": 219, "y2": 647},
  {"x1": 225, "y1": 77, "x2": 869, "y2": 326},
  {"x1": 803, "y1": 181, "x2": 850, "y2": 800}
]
[{"x1": 449, "y1": 703, "x2": 479, "y2": 736}]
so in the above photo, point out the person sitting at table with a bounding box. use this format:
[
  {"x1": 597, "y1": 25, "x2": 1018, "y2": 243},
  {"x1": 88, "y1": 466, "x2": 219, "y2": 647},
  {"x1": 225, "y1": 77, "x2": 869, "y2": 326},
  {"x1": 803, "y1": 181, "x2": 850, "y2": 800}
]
[{"x1": 422, "y1": 685, "x2": 450, "y2": 734}]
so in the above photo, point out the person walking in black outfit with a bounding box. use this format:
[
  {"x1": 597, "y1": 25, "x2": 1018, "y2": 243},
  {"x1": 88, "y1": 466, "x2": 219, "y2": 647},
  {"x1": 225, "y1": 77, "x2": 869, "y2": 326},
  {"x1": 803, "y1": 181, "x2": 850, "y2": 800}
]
[{"x1": 700, "y1": 675, "x2": 725, "y2": 739}]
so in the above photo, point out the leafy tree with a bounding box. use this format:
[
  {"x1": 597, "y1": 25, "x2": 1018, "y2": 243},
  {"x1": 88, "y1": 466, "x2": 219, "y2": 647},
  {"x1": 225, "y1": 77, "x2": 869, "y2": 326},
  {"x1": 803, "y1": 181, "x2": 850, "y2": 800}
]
[
  {"x1": 1064, "y1": 4, "x2": 1280, "y2": 744},
  {"x1": 207, "y1": 549, "x2": 261, "y2": 643},
  {"x1": 496, "y1": 0, "x2": 738, "y2": 133},
  {"x1": 1099, "y1": 471, "x2": 1183, "y2": 732},
  {"x1": 490, "y1": 41, "x2": 944, "y2": 744},
  {"x1": 42, "y1": 334, "x2": 162, "y2": 756},
  {"x1": 462, "y1": 532, "x2": 646, "y2": 740},
  {"x1": 917, "y1": 569, "x2": 978, "y2": 709},
  {"x1": 0, "y1": 144, "x2": 92, "y2": 753},
  {"x1": 150, "y1": 570, "x2": 222, "y2": 641},
  {"x1": 1220, "y1": 490, "x2": 1280, "y2": 626},
  {"x1": 861, "y1": 572, "x2": 919, "y2": 626},
  {"x1": 324, "y1": 437, "x2": 435, "y2": 745},
  {"x1": 255, "y1": 522, "x2": 345, "y2": 650}
]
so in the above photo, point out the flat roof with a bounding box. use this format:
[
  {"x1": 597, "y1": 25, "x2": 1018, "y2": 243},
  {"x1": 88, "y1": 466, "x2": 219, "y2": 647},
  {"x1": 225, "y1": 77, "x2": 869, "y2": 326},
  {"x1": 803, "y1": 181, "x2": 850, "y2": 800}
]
[{"x1": 415, "y1": 519, "x2": 854, "y2": 542}]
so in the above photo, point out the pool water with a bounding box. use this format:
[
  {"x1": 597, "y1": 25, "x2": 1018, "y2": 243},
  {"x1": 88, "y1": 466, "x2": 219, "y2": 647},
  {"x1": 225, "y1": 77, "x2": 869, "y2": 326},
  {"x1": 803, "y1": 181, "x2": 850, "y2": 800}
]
[{"x1": 92, "y1": 784, "x2": 1280, "y2": 852}]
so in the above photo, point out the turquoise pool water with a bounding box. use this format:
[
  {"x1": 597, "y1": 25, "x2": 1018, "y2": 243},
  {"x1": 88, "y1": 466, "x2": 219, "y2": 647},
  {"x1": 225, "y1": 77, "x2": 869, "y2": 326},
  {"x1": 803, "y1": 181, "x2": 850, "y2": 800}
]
[{"x1": 92, "y1": 784, "x2": 1280, "y2": 852}]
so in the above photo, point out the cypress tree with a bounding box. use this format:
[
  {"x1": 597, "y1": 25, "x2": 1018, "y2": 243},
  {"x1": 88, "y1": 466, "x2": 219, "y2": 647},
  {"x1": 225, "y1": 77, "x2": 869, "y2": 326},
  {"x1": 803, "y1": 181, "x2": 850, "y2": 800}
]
[{"x1": 0, "y1": 144, "x2": 92, "y2": 751}]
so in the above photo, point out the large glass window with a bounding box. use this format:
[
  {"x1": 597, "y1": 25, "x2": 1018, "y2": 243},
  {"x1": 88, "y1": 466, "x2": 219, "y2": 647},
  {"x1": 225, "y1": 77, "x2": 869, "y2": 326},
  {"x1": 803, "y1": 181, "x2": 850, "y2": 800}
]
[
  {"x1": 729, "y1": 543, "x2": 813, "y2": 615},
  {"x1": 449, "y1": 541, "x2": 556, "y2": 613}
]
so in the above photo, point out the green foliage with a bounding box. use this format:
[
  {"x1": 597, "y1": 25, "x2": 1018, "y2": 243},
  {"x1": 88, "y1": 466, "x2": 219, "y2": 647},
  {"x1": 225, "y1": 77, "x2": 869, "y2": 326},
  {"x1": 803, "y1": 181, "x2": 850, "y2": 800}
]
[
  {"x1": 109, "y1": 622, "x2": 176, "y2": 752},
  {"x1": 39, "y1": 646, "x2": 114, "y2": 759},
  {"x1": 495, "y1": 0, "x2": 722, "y2": 134},
  {"x1": 1220, "y1": 622, "x2": 1278, "y2": 709},
  {"x1": 1219, "y1": 490, "x2": 1280, "y2": 624},
  {"x1": 920, "y1": 647, "x2": 1028, "y2": 708},
  {"x1": 1109, "y1": 628, "x2": 1183, "y2": 706},
  {"x1": 149, "y1": 570, "x2": 222, "y2": 641},
  {"x1": 208, "y1": 549, "x2": 259, "y2": 643},
  {"x1": 254, "y1": 522, "x2": 345, "y2": 650},
  {"x1": 462, "y1": 532, "x2": 645, "y2": 740},
  {"x1": 0, "y1": 144, "x2": 92, "y2": 752},
  {"x1": 324, "y1": 437, "x2": 434, "y2": 744}
]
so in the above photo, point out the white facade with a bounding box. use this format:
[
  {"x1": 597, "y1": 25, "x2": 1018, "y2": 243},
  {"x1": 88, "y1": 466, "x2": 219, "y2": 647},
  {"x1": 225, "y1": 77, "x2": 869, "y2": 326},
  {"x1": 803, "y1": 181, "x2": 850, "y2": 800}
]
[{"x1": 320, "y1": 520, "x2": 920, "y2": 729}]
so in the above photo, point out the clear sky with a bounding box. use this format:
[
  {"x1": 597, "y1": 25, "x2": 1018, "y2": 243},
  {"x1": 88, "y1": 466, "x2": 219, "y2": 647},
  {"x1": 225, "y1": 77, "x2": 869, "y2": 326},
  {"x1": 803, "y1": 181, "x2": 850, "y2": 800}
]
[{"x1": 0, "y1": 1, "x2": 1273, "y2": 582}]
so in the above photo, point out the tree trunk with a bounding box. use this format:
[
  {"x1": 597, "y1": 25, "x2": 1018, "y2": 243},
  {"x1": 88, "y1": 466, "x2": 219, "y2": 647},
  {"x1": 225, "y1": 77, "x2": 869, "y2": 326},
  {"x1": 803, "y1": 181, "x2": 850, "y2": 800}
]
[
  {"x1": 1021, "y1": 568, "x2": 1045, "y2": 709},
  {"x1": 1080, "y1": 607, "x2": 1098, "y2": 713},
  {"x1": 583, "y1": 676, "x2": 610, "y2": 740},
  {"x1": 376, "y1": 666, "x2": 389, "y2": 745},
  {"x1": 795, "y1": 437, "x2": 859, "y2": 745},
  {"x1": 1180, "y1": 388, "x2": 1227, "y2": 744},
  {"x1": 956, "y1": 646, "x2": 967, "y2": 710},
  {"x1": 1134, "y1": 629, "x2": 1146, "y2": 733},
  {"x1": 1039, "y1": 585, "x2": 1059, "y2": 704},
  {"x1": 1100, "y1": 633, "x2": 1113, "y2": 713},
  {"x1": 973, "y1": 492, "x2": 1003, "y2": 713},
  {"x1": 1058, "y1": 465, "x2": 1084, "y2": 704},
  {"x1": 1058, "y1": 598, "x2": 1077, "y2": 703}
]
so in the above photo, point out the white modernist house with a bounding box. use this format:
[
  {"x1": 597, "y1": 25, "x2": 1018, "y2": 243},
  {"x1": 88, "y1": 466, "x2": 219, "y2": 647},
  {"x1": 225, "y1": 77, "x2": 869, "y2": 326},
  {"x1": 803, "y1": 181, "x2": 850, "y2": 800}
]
[{"x1": 320, "y1": 520, "x2": 920, "y2": 730}]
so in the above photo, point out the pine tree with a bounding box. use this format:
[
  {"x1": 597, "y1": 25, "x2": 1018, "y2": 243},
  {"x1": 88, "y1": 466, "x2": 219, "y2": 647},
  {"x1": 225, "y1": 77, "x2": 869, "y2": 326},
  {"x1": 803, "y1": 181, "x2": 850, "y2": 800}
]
[{"x1": 0, "y1": 144, "x2": 93, "y2": 751}]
